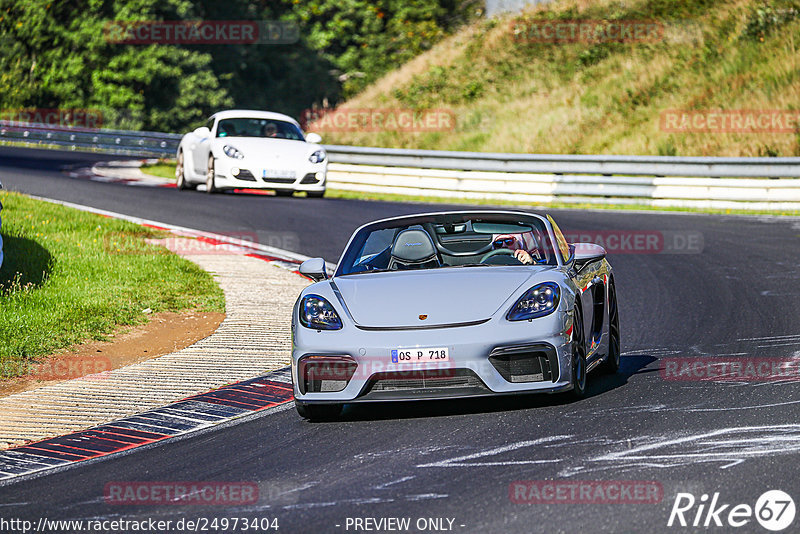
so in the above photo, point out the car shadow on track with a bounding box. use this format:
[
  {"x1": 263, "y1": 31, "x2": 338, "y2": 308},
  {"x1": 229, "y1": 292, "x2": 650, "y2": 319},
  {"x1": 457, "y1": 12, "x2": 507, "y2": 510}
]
[{"x1": 313, "y1": 354, "x2": 658, "y2": 423}]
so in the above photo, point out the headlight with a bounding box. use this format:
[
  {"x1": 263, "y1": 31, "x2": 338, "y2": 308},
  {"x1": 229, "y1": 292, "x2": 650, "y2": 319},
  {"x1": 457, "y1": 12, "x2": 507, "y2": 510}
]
[
  {"x1": 309, "y1": 149, "x2": 326, "y2": 164},
  {"x1": 299, "y1": 294, "x2": 342, "y2": 330},
  {"x1": 223, "y1": 145, "x2": 244, "y2": 159},
  {"x1": 507, "y1": 282, "x2": 560, "y2": 321}
]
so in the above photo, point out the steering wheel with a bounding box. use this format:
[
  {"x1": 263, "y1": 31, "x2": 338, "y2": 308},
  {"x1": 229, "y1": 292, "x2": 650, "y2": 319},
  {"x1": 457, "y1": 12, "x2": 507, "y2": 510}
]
[{"x1": 480, "y1": 248, "x2": 515, "y2": 263}]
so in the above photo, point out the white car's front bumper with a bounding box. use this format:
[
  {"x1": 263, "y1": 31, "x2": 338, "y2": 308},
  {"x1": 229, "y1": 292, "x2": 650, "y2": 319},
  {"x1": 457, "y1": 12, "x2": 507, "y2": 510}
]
[
  {"x1": 214, "y1": 157, "x2": 327, "y2": 192},
  {"x1": 291, "y1": 310, "x2": 576, "y2": 404}
]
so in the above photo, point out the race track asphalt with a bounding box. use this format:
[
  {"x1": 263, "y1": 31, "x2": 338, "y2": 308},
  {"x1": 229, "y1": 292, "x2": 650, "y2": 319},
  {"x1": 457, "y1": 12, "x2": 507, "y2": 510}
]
[{"x1": 1, "y1": 146, "x2": 799, "y2": 533}]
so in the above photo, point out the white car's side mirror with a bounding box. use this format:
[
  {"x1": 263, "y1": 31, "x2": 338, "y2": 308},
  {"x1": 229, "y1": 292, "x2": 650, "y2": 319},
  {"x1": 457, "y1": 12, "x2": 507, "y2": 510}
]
[
  {"x1": 193, "y1": 126, "x2": 211, "y2": 137},
  {"x1": 299, "y1": 257, "x2": 328, "y2": 282},
  {"x1": 305, "y1": 133, "x2": 322, "y2": 144},
  {"x1": 572, "y1": 242, "x2": 606, "y2": 270}
]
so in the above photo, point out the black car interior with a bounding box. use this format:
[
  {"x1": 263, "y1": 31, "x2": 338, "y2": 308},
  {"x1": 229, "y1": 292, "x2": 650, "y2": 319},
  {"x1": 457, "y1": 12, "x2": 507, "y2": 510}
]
[{"x1": 342, "y1": 216, "x2": 557, "y2": 274}]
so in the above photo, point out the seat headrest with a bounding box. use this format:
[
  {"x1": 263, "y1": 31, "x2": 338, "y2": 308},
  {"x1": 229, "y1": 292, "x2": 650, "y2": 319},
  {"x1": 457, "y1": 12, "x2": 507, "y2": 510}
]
[{"x1": 391, "y1": 229, "x2": 436, "y2": 263}]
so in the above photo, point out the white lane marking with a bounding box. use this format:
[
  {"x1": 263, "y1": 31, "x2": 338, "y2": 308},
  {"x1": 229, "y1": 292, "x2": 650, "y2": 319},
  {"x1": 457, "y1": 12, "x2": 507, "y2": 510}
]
[
  {"x1": 416, "y1": 435, "x2": 571, "y2": 468},
  {"x1": 405, "y1": 493, "x2": 449, "y2": 501},
  {"x1": 282, "y1": 497, "x2": 394, "y2": 510},
  {"x1": 373, "y1": 475, "x2": 415, "y2": 490},
  {"x1": 560, "y1": 424, "x2": 800, "y2": 477},
  {"x1": 737, "y1": 334, "x2": 800, "y2": 342},
  {"x1": 684, "y1": 398, "x2": 800, "y2": 412}
]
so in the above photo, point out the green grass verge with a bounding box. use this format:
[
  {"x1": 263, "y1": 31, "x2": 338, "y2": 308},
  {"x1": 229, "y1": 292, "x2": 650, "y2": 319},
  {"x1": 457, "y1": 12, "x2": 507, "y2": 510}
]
[
  {"x1": 0, "y1": 191, "x2": 225, "y2": 379},
  {"x1": 141, "y1": 161, "x2": 177, "y2": 181}
]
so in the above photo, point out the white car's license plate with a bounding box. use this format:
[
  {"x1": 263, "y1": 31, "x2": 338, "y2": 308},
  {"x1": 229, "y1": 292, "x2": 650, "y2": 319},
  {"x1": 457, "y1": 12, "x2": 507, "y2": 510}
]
[
  {"x1": 391, "y1": 347, "x2": 450, "y2": 363},
  {"x1": 262, "y1": 169, "x2": 296, "y2": 179}
]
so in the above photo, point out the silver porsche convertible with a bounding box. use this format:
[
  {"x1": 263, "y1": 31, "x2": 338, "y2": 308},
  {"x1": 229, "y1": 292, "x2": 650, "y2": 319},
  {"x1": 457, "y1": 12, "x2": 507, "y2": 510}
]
[{"x1": 292, "y1": 211, "x2": 620, "y2": 419}]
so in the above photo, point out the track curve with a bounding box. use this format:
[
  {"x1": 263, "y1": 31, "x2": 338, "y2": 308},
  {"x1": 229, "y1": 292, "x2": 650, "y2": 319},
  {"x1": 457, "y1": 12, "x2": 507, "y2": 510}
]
[{"x1": 1, "y1": 146, "x2": 799, "y2": 532}]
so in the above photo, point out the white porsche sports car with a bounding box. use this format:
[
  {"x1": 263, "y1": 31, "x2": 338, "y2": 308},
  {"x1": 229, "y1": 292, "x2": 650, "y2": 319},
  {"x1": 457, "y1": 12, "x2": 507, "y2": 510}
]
[
  {"x1": 292, "y1": 210, "x2": 621, "y2": 420},
  {"x1": 175, "y1": 110, "x2": 327, "y2": 197}
]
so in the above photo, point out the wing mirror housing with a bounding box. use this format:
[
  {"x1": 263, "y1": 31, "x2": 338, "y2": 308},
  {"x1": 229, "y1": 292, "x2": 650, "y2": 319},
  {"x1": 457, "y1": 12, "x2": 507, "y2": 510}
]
[
  {"x1": 299, "y1": 257, "x2": 328, "y2": 282},
  {"x1": 305, "y1": 132, "x2": 322, "y2": 144},
  {"x1": 193, "y1": 126, "x2": 211, "y2": 137},
  {"x1": 572, "y1": 242, "x2": 606, "y2": 270}
]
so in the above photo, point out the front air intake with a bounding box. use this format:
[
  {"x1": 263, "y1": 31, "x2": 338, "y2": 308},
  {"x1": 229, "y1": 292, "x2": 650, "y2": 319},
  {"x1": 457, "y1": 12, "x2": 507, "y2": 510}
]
[
  {"x1": 298, "y1": 355, "x2": 357, "y2": 394},
  {"x1": 489, "y1": 344, "x2": 559, "y2": 383}
]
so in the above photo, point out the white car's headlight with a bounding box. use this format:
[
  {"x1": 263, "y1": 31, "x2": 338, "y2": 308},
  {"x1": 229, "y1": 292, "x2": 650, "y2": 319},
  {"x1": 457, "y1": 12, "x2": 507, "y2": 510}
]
[
  {"x1": 223, "y1": 145, "x2": 244, "y2": 159},
  {"x1": 299, "y1": 294, "x2": 342, "y2": 330},
  {"x1": 507, "y1": 282, "x2": 560, "y2": 321},
  {"x1": 309, "y1": 149, "x2": 326, "y2": 164}
]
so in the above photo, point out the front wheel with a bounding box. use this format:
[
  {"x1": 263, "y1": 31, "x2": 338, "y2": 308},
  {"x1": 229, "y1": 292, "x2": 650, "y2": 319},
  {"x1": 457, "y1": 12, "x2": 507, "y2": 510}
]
[
  {"x1": 205, "y1": 155, "x2": 217, "y2": 194},
  {"x1": 570, "y1": 304, "x2": 587, "y2": 398},
  {"x1": 175, "y1": 150, "x2": 195, "y2": 190},
  {"x1": 600, "y1": 280, "x2": 621, "y2": 374},
  {"x1": 295, "y1": 402, "x2": 342, "y2": 421},
  {"x1": 274, "y1": 189, "x2": 294, "y2": 197},
  {"x1": 307, "y1": 190, "x2": 325, "y2": 198}
]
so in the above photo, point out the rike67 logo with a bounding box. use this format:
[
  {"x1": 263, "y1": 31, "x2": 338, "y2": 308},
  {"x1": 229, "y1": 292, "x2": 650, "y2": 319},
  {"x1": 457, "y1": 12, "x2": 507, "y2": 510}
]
[{"x1": 668, "y1": 490, "x2": 795, "y2": 531}]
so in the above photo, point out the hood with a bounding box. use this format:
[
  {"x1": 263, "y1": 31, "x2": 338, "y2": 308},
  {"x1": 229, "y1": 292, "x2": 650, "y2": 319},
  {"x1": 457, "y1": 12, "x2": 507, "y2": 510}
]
[
  {"x1": 332, "y1": 267, "x2": 544, "y2": 328},
  {"x1": 212, "y1": 137, "x2": 317, "y2": 162}
]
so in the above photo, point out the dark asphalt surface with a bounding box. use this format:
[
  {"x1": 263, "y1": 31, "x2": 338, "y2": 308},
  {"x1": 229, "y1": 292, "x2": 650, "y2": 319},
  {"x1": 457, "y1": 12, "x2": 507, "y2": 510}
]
[{"x1": 1, "y1": 146, "x2": 800, "y2": 533}]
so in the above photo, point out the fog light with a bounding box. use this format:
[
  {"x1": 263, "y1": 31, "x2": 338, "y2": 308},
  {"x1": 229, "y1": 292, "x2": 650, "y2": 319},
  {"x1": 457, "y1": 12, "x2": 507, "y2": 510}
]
[{"x1": 231, "y1": 167, "x2": 240, "y2": 177}]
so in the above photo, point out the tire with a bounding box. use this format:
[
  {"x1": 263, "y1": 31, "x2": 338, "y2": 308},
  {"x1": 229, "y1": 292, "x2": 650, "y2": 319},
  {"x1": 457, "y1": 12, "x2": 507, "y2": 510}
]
[
  {"x1": 307, "y1": 190, "x2": 325, "y2": 198},
  {"x1": 600, "y1": 280, "x2": 621, "y2": 374},
  {"x1": 295, "y1": 401, "x2": 342, "y2": 420},
  {"x1": 570, "y1": 304, "x2": 587, "y2": 398},
  {"x1": 175, "y1": 150, "x2": 195, "y2": 190},
  {"x1": 205, "y1": 155, "x2": 217, "y2": 194},
  {"x1": 274, "y1": 189, "x2": 294, "y2": 197}
]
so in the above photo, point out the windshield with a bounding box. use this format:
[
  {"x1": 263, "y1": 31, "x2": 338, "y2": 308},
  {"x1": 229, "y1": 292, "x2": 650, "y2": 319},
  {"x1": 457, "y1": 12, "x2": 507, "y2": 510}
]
[
  {"x1": 215, "y1": 118, "x2": 304, "y2": 140},
  {"x1": 337, "y1": 213, "x2": 557, "y2": 276}
]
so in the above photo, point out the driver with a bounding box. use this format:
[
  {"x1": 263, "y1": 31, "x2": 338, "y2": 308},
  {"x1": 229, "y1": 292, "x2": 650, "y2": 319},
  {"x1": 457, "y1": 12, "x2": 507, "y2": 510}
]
[
  {"x1": 492, "y1": 233, "x2": 540, "y2": 265},
  {"x1": 262, "y1": 122, "x2": 278, "y2": 137}
]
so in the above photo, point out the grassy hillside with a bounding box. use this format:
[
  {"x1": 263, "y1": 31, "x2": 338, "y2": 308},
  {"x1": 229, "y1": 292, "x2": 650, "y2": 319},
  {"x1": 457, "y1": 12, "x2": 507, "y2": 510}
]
[{"x1": 314, "y1": 0, "x2": 800, "y2": 156}]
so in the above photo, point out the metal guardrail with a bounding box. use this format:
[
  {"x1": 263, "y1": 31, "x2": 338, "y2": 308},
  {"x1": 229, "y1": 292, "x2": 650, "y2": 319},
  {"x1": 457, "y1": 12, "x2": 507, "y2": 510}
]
[
  {"x1": 324, "y1": 145, "x2": 800, "y2": 178},
  {"x1": 0, "y1": 121, "x2": 180, "y2": 157},
  {"x1": 2, "y1": 121, "x2": 799, "y2": 209}
]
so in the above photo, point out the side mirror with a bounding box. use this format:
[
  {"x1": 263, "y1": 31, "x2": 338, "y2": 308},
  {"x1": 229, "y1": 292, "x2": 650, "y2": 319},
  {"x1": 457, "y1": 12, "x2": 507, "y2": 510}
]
[
  {"x1": 193, "y1": 126, "x2": 211, "y2": 137},
  {"x1": 299, "y1": 257, "x2": 328, "y2": 282},
  {"x1": 305, "y1": 132, "x2": 322, "y2": 144},
  {"x1": 572, "y1": 242, "x2": 606, "y2": 270}
]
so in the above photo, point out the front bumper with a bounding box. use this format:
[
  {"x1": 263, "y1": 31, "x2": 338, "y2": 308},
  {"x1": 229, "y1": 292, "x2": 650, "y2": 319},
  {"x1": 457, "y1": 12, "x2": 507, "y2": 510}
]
[
  {"x1": 292, "y1": 311, "x2": 574, "y2": 404},
  {"x1": 214, "y1": 158, "x2": 326, "y2": 191}
]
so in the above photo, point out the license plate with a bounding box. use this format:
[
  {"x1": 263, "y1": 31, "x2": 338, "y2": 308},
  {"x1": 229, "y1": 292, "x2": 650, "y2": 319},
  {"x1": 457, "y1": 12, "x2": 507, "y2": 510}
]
[
  {"x1": 262, "y1": 169, "x2": 296, "y2": 179},
  {"x1": 391, "y1": 347, "x2": 450, "y2": 363}
]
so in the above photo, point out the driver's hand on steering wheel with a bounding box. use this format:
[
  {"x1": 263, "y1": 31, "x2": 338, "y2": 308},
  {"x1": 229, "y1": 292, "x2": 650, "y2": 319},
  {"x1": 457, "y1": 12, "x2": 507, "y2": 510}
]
[{"x1": 514, "y1": 249, "x2": 533, "y2": 265}]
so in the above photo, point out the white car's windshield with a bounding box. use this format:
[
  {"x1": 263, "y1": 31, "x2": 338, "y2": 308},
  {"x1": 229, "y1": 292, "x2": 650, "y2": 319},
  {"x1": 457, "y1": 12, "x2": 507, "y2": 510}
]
[
  {"x1": 216, "y1": 118, "x2": 304, "y2": 140},
  {"x1": 337, "y1": 213, "x2": 558, "y2": 276}
]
